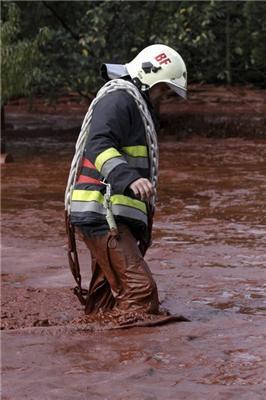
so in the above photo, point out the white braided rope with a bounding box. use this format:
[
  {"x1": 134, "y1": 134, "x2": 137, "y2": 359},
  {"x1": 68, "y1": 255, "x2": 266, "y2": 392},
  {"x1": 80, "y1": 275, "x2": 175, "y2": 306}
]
[{"x1": 65, "y1": 79, "x2": 158, "y2": 215}]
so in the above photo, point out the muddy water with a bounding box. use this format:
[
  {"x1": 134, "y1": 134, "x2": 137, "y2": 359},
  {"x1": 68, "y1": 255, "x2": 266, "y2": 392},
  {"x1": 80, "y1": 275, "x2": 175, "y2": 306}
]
[{"x1": 1, "y1": 136, "x2": 266, "y2": 399}]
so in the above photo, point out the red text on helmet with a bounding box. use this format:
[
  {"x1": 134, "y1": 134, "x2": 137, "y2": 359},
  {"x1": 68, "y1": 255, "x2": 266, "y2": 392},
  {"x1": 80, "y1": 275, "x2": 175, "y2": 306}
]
[{"x1": 155, "y1": 53, "x2": 172, "y2": 65}]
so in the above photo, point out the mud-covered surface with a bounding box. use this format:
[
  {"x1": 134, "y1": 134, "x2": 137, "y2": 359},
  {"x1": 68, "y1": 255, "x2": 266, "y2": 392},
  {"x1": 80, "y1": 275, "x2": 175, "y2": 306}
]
[
  {"x1": 3, "y1": 84, "x2": 266, "y2": 141},
  {"x1": 1, "y1": 135, "x2": 266, "y2": 399},
  {"x1": 159, "y1": 85, "x2": 266, "y2": 138}
]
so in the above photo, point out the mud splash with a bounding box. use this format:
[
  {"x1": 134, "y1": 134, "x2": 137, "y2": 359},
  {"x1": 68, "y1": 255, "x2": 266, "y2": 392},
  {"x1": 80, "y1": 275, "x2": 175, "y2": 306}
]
[{"x1": 1, "y1": 136, "x2": 266, "y2": 399}]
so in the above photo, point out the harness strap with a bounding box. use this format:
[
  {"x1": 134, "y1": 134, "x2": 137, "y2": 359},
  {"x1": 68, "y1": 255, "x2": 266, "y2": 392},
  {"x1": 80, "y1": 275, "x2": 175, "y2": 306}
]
[{"x1": 65, "y1": 211, "x2": 88, "y2": 305}]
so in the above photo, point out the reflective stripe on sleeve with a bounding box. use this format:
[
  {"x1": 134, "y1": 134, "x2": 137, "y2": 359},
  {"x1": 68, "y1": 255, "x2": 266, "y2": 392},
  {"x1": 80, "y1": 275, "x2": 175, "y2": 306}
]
[
  {"x1": 122, "y1": 146, "x2": 148, "y2": 157},
  {"x1": 121, "y1": 145, "x2": 149, "y2": 169},
  {"x1": 95, "y1": 147, "x2": 123, "y2": 172},
  {"x1": 123, "y1": 154, "x2": 149, "y2": 169},
  {"x1": 101, "y1": 157, "x2": 127, "y2": 178},
  {"x1": 94, "y1": 146, "x2": 149, "y2": 176}
]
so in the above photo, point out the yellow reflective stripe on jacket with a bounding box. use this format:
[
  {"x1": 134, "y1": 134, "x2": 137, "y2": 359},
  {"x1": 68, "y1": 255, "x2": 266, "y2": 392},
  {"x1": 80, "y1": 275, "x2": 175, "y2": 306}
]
[
  {"x1": 111, "y1": 194, "x2": 147, "y2": 214},
  {"x1": 72, "y1": 190, "x2": 104, "y2": 203},
  {"x1": 71, "y1": 190, "x2": 147, "y2": 214},
  {"x1": 122, "y1": 146, "x2": 148, "y2": 158},
  {"x1": 95, "y1": 147, "x2": 122, "y2": 171}
]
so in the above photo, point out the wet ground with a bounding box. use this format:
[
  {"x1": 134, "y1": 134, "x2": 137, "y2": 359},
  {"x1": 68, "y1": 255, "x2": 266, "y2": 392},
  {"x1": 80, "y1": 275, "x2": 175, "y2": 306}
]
[
  {"x1": 3, "y1": 84, "x2": 266, "y2": 139},
  {"x1": 1, "y1": 133, "x2": 266, "y2": 399}
]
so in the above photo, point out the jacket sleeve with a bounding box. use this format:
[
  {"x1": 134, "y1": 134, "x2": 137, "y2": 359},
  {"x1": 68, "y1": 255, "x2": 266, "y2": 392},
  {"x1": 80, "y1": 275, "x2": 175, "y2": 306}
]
[{"x1": 84, "y1": 92, "x2": 142, "y2": 194}]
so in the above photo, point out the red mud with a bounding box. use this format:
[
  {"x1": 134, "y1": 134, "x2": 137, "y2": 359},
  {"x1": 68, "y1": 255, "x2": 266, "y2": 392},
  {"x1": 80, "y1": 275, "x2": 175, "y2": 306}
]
[
  {"x1": 3, "y1": 84, "x2": 266, "y2": 139},
  {"x1": 1, "y1": 107, "x2": 266, "y2": 398}
]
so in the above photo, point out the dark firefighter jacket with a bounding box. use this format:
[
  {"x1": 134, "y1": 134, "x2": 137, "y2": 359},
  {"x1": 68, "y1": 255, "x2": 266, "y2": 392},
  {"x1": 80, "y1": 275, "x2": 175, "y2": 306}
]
[{"x1": 70, "y1": 88, "x2": 156, "y2": 241}]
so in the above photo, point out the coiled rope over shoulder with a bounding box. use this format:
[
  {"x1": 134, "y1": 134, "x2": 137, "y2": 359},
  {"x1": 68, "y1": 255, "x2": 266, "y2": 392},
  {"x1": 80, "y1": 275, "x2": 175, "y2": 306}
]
[{"x1": 65, "y1": 79, "x2": 159, "y2": 215}]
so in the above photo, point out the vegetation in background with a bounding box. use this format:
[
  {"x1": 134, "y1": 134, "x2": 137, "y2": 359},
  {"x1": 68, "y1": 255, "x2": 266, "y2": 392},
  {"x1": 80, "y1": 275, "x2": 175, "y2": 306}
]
[
  {"x1": 1, "y1": 3, "x2": 48, "y2": 106},
  {"x1": 1, "y1": 0, "x2": 266, "y2": 105}
]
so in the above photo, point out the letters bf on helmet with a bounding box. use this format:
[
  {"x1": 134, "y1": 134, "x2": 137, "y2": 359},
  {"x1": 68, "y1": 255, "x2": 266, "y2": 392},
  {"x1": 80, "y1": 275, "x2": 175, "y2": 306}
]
[{"x1": 101, "y1": 44, "x2": 187, "y2": 99}]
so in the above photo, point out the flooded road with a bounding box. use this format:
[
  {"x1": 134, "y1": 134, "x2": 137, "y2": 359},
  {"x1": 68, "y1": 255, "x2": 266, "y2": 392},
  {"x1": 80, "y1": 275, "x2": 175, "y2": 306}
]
[{"x1": 1, "y1": 136, "x2": 266, "y2": 399}]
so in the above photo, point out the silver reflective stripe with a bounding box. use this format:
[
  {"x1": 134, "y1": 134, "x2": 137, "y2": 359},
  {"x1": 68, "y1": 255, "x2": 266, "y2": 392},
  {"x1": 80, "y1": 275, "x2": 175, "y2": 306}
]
[
  {"x1": 71, "y1": 201, "x2": 147, "y2": 225},
  {"x1": 70, "y1": 200, "x2": 106, "y2": 215},
  {"x1": 112, "y1": 204, "x2": 148, "y2": 225},
  {"x1": 123, "y1": 154, "x2": 149, "y2": 169},
  {"x1": 101, "y1": 157, "x2": 127, "y2": 178}
]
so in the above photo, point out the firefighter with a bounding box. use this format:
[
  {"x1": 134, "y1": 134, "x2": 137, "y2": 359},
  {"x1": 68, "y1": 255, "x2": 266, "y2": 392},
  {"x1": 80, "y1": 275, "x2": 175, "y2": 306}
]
[{"x1": 69, "y1": 44, "x2": 187, "y2": 325}]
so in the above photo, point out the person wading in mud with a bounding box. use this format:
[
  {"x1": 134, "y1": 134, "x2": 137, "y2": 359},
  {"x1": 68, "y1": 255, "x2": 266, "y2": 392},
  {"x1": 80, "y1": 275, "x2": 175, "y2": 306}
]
[{"x1": 65, "y1": 44, "x2": 188, "y2": 327}]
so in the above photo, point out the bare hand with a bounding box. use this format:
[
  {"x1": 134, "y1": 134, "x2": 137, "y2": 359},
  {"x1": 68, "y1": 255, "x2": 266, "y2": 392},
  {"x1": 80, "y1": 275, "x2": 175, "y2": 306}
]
[{"x1": 129, "y1": 178, "x2": 154, "y2": 201}]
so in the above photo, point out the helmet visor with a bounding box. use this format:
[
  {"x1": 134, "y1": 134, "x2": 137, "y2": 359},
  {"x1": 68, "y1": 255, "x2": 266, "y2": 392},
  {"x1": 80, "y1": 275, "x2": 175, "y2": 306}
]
[
  {"x1": 101, "y1": 64, "x2": 128, "y2": 80},
  {"x1": 166, "y1": 80, "x2": 187, "y2": 99}
]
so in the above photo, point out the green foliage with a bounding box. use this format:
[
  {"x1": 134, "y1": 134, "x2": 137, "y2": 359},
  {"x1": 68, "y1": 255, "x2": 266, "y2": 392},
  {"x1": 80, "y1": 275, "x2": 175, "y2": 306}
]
[
  {"x1": 1, "y1": 2, "x2": 48, "y2": 105},
  {"x1": 243, "y1": 1, "x2": 266, "y2": 83},
  {"x1": 1, "y1": 0, "x2": 265, "y2": 104}
]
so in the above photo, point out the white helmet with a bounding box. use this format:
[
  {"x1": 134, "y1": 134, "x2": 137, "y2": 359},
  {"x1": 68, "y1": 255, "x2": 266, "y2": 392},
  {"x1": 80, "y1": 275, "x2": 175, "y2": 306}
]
[{"x1": 101, "y1": 44, "x2": 187, "y2": 99}]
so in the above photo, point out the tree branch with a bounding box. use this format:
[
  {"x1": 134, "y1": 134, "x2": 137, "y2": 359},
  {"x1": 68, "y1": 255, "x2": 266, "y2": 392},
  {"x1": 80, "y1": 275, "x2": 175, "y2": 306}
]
[{"x1": 42, "y1": 1, "x2": 80, "y2": 41}]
